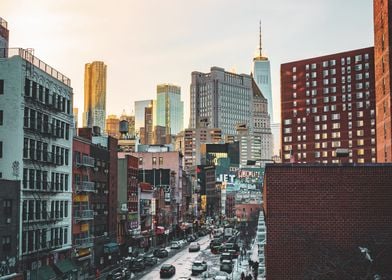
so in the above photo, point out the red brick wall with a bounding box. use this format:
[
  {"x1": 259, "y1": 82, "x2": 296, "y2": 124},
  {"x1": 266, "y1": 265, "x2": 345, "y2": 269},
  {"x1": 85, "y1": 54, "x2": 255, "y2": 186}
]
[
  {"x1": 374, "y1": 0, "x2": 392, "y2": 162},
  {"x1": 264, "y1": 164, "x2": 392, "y2": 279}
]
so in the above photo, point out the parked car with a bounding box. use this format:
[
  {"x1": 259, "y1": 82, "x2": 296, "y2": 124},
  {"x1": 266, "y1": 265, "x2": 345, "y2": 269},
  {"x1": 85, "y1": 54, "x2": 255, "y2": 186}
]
[
  {"x1": 220, "y1": 260, "x2": 233, "y2": 274},
  {"x1": 129, "y1": 257, "x2": 145, "y2": 272},
  {"x1": 220, "y1": 252, "x2": 232, "y2": 262},
  {"x1": 160, "y1": 264, "x2": 176, "y2": 278},
  {"x1": 191, "y1": 260, "x2": 207, "y2": 275},
  {"x1": 143, "y1": 253, "x2": 158, "y2": 266},
  {"x1": 186, "y1": 235, "x2": 196, "y2": 242},
  {"x1": 170, "y1": 241, "x2": 181, "y2": 249},
  {"x1": 189, "y1": 242, "x2": 200, "y2": 252},
  {"x1": 153, "y1": 248, "x2": 169, "y2": 258}
]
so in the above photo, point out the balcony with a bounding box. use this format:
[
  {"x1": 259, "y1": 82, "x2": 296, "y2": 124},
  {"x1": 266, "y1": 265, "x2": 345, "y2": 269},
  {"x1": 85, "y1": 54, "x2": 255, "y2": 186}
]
[
  {"x1": 76, "y1": 155, "x2": 95, "y2": 168},
  {"x1": 74, "y1": 237, "x2": 94, "y2": 249},
  {"x1": 23, "y1": 211, "x2": 63, "y2": 224},
  {"x1": 74, "y1": 210, "x2": 94, "y2": 221},
  {"x1": 75, "y1": 181, "x2": 95, "y2": 193}
]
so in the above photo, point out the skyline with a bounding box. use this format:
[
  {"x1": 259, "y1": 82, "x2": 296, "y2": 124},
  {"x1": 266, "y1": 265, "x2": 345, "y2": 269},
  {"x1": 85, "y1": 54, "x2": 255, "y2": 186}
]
[{"x1": 3, "y1": 0, "x2": 373, "y2": 125}]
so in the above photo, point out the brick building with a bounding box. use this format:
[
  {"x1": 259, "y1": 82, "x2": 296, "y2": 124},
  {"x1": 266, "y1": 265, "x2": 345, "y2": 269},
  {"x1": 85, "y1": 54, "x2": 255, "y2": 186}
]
[
  {"x1": 281, "y1": 47, "x2": 376, "y2": 163},
  {"x1": 263, "y1": 164, "x2": 392, "y2": 280},
  {"x1": 374, "y1": 0, "x2": 392, "y2": 162},
  {"x1": 74, "y1": 128, "x2": 118, "y2": 270}
]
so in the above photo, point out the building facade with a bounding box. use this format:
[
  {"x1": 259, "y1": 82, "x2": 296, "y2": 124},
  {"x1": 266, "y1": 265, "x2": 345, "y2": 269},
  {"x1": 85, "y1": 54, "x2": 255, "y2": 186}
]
[
  {"x1": 105, "y1": 115, "x2": 120, "y2": 139},
  {"x1": 263, "y1": 164, "x2": 392, "y2": 280},
  {"x1": 76, "y1": 128, "x2": 118, "y2": 270},
  {"x1": 0, "y1": 48, "x2": 74, "y2": 276},
  {"x1": 374, "y1": 0, "x2": 392, "y2": 162},
  {"x1": 281, "y1": 47, "x2": 376, "y2": 163},
  {"x1": 155, "y1": 84, "x2": 184, "y2": 136},
  {"x1": 0, "y1": 17, "x2": 9, "y2": 57},
  {"x1": 253, "y1": 24, "x2": 273, "y2": 123},
  {"x1": 134, "y1": 100, "x2": 152, "y2": 136},
  {"x1": 83, "y1": 61, "x2": 107, "y2": 132},
  {"x1": 190, "y1": 67, "x2": 254, "y2": 136},
  {"x1": 0, "y1": 180, "x2": 20, "y2": 278}
]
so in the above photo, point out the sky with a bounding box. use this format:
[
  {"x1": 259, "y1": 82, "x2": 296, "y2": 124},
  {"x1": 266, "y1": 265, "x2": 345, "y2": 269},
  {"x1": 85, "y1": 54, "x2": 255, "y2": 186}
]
[{"x1": 3, "y1": 0, "x2": 373, "y2": 126}]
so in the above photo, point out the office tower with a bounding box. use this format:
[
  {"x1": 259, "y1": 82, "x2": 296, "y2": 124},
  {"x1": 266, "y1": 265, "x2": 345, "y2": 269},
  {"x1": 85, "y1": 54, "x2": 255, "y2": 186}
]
[
  {"x1": 253, "y1": 22, "x2": 273, "y2": 123},
  {"x1": 281, "y1": 47, "x2": 376, "y2": 163},
  {"x1": 0, "y1": 48, "x2": 73, "y2": 274},
  {"x1": 0, "y1": 17, "x2": 9, "y2": 57},
  {"x1": 156, "y1": 84, "x2": 184, "y2": 135},
  {"x1": 106, "y1": 114, "x2": 120, "y2": 139},
  {"x1": 252, "y1": 79, "x2": 273, "y2": 162},
  {"x1": 73, "y1": 108, "x2": 79, "y2": 129},
  {"x1": 190, "y1": 67, "x2": 254, "y2": 136},
  {"x1": 374, "y1": 0, "x2": 392, "y2": 162},
  {"x1": 83, "y1": 61, "x2": 107, "y2": 132},
  {"x1": 143, "y1": 106, "x2": 153, "y2": 145},
  {"x1": 134, "y1": 100, "x2": 153, "y2": 135}
]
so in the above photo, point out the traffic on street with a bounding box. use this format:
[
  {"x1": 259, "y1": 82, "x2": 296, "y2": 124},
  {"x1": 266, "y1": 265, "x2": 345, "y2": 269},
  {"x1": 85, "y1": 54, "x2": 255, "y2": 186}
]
[{"x1": 101, "y1": 222, "x2": 258, "y2": 280}]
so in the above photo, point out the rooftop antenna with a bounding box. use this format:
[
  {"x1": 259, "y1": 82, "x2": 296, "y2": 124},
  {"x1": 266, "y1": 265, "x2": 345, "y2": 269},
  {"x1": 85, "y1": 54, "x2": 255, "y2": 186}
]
[{"x1": 259, "y1": 20, "x2": 262, "y2": 57}]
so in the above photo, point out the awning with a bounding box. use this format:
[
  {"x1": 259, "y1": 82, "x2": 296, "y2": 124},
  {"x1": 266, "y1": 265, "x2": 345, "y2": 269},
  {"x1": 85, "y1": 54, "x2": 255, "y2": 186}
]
[
  {"x1": 104, "y1": 242, "x2": 119, "y2": 254},
  {"x1": 30, "y1": 265, "x2": 56, "y2": 280},
  {"x1": 53, "y1": 259, "x2": 77, "y2": 274}
]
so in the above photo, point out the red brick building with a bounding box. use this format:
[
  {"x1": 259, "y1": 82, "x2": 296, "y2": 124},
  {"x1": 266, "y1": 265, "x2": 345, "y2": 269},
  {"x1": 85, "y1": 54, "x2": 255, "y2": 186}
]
[
  {"x1": 73, "y1": 128, "x2": 118, "y2": 270},
  {"x1": 374, "y1": 0, "x2": 392, "y2": 162},
  {"x1": 263, "y1": 164, "x2": 392, "y2": 280},
  {"x1": 281, "y1": 48, "x2": 376, "y2": 163}
]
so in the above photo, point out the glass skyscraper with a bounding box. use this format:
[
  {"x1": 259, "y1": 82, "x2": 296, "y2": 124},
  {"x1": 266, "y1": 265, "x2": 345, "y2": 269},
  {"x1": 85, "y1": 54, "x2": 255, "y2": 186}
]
[
  {"x1": 156, "y1": 84, "x2": 184, "y2": 135},
  {"x1": 83, "y1": 61, "x2": 107, "y2": 132}
]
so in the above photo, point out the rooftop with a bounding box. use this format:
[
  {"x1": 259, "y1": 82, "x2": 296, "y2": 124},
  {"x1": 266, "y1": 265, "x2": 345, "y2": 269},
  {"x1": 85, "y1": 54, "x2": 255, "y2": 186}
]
[{"x1": 1, "y1": 48, "x2": 71, "y2": 87}]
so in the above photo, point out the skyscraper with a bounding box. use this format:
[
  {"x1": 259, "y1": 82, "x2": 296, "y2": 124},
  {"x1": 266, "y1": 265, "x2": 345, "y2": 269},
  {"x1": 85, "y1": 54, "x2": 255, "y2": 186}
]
[
  {"x1": 134, "y1": 100, "x2": 153, "y2": 136},
  {"x1": 253, "y1": 22, "x2": 273, "y2": 123},
  {"x1": 156, "y1": 84, "x2": 184, "y2": 135},
  {"x1": 281, "y1": 47, "x2": 376, "y2": 163},
  {"x1": 374, "y1": 0, "x2": 392, "y2": 162},
  {"x1": 190, "y1": 67, "x2": 254, "y2": 136},
  {"x1": 83, "y1": 61, "x2": 107, "y2": 132}
]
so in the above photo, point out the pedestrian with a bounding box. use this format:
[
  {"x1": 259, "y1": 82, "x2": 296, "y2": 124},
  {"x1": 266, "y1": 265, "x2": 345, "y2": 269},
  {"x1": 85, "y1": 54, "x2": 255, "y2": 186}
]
[
  {"x1": 241, "y1": 272, "x2": 245, "y2": 280},
  {"x1": 248, "y1": 273, "x2": 253, "y2": 280}
]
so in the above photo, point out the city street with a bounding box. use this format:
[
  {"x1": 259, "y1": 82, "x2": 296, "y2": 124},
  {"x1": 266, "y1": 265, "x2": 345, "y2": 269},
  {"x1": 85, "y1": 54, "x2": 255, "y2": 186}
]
[{"x1": 140, "y1": 235, "x2": 211, "y2": 279}]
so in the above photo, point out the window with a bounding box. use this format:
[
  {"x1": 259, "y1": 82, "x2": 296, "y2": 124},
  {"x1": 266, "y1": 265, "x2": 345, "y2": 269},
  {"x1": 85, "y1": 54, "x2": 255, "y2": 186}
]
[
  {"x1": 0, "y1": 141, "x2": 2, "y2": 158},
  {"x1": 0, "y1": 110, "x2": 2, "y2": 125},
  {"x1": 138, "y1": 157, "x2": 143, "y2": 165},
  {"x1": 292, "y1": 66, "x2": 297, "y2": 73},
  {"x1": 0, "y1": 80, "x2": 3, "y2": 95},
  {"x1": 152, "y1": 157, "x2": 157, "y2": 165},
  {"x1": 2, "y1": 236, "x2": 11, "y2": 252}
]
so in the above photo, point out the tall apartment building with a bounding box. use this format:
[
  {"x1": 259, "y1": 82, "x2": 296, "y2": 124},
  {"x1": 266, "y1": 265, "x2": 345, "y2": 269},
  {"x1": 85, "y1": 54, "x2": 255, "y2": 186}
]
[
  {"x1": 155, "y1": 84, "x2": 184, "y2": 136},
  {"x1": 374, "y1": 0, "x2": 392, "y2": 162},
  {"x1": 83, "y1": 61, "x2": 107, "y2": 132},
  {"x1": 0, "y1": 48, "x2": 73, "y2": 275},
  {"x1": 281, "y1": 47, "x2": 376, "y2": 163}
]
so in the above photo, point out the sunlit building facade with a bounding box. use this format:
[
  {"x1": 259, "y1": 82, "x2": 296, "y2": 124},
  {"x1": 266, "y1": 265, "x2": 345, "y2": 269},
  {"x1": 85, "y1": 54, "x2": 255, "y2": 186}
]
[
  {"x1": 83, "y1": 61, "x2": 107, "y2": 132},
  {"x1": 134, "y1": 100, "x2": 153, "y2": 136},
  {"x1": 156, "y1": 84, "x2": 184, "y2": 136}
]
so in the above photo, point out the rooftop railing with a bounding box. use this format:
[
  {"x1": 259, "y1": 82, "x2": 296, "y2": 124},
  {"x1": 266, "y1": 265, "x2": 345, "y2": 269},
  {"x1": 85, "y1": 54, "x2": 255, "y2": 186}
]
[{"x1": 0, "y1": 48, "x2": 71, "y2": 86}]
